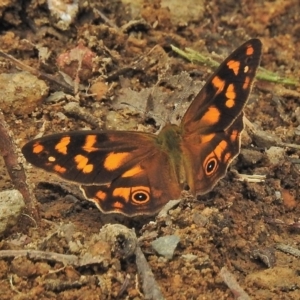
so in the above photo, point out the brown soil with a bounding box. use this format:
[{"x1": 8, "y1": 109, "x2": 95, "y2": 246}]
[{"x1": 0, "y1": 0, "x2": 300, "y2": 299}]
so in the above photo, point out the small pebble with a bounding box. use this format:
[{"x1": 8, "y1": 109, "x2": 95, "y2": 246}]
[
  {"x1": 151, "y1": 235, "x2": 180, "y2": 259},
  {"x1": 0, "y1": 72, "x2": 48, "y2": 115},
  {"x1": 265, "y1": 147, "x2": 285, "y2": 165},
  {"x1": 0, "y1": 190, "x2": 25, "y2": 236}
]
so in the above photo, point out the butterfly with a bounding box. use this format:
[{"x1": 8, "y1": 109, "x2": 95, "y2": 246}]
[{"x1": 22, "y1": 39, "x2": 262, "y2": 217}]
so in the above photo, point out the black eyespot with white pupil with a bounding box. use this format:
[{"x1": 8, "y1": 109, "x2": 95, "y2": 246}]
[
  {"x1": 206, "y1": 158, "x2": 218, "y2": 175},
  {"x1": 132, "y1": 190, "x2": 150, "y2": 204}
]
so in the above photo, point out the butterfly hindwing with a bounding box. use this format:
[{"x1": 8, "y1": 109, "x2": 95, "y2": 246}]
[
  {"x1": 80, "y1": 148, "x2": 182, "y2": 216},
  {"x1": 182, "y1": 113, "x2": 244, "y2": 195}
]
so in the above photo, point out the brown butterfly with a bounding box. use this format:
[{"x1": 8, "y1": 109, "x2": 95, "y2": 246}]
[{"x1": 22, "y1": 39, "x2": 262, "y2": 216}]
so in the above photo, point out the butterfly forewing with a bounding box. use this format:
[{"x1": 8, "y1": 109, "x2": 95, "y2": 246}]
[
  {"x1": 180, "y1": 39, "x2": 262, "y2": 196},
  {"x1": 182, "y1": 39, "x2": 262, "y2": 135},
  {"x1": 22, "y1": 131, "x2": 158, "y2": 184}
]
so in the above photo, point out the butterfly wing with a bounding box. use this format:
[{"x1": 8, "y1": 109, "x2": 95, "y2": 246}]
[
  {"x1": 182, "y1": 113, "x2": 244, "y2": 194},
  {"x1": 180, "y1": 39, "x2": 262, "y2": 194},
  {"x1": 182, "y1": 39, "x2": 262, "y2": 134},
  {"x1": 22, "y1": 131, "x2": 182, "y2": 216}
]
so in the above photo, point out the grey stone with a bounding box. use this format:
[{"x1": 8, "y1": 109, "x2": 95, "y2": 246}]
[
  {"x1": 0, "y1": 190, "x2": 25, "y2": 236},
  {"x1": 151, "y1": 235, "x2": 180, "y2": 259}
]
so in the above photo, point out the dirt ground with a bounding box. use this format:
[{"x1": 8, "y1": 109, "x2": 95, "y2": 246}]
[{"x1": 0, "y1": 0, "x2": 300, "y2": 299}]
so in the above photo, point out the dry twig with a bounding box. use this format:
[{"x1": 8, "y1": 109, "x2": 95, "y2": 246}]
[
  {"x1": 135, "y1": 246, "x2": 165, "y2": 300},
  {"x1": 0, "y1": 50, "x2": 73, "y2": 94},
  {"x1": 275, "y1": 243, "x2": 300, "y2": 257},
  {"x1": 0, "y1": 249, "x2": 78, "y2": 265},
  {"x1": 0, "y1": 110, "x2": 40, "y2": 223},
  {"x1": 219, "y1": 267, "x2": 251, "y2": 300}
]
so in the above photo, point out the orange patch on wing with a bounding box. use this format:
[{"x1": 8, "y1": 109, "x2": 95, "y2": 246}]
[
  {"x1": 113, "y1": 187, "x2": 131, "y2": 202},
  {"x1": 95, "y1": 190, "x2": 107, "y2": 201},
  {"x1": 104, "y1": 152, "x2": 130, "y2": 171},
  {"x1": 227, "y1": 60, "x2": 240, "y2": 76},
  {"x1": 74, "y1": 154, "x2": 94, "y2": 173},
  {"x1": 230, "y1": 129, "x2": 240, "y2": 143},
  {"x1": 224, "y1": 152, "x2": 232, "y2": 163},
  {"x1": 225, "y1": 99, "x2": 235, "y2": 108},
  {"x1": 54, "y1": 164, "x2": 67, "y2": 173},
  {"x1": 201, "y1": 106, "x2": 220, "y2": 125},
  {"x1": 214, "y1": 140, "x2": 228, "y2": 160},
  {"x1": 55, "y1": 136, "x2": 71, "y2": 155},
  {"x1": 243, "y1": 76, "x2": 250, "y2": 90},
  {"x1": 246, "y1": 45, "x2": 254, "y2": 56},
  {"x1": 212, "y1": 76, "x2": 225, "y2": 94},
  {"x1": 122, "y1": 165, "x2": 143, "y2": 177},
  {"x1": 83, "y1": 135, "x2": 98, "y2": 152},
  {"x1": 225, "y1": 84, "x2": 236, "y2": 108},
  {"x1": 33, "y1": 143, "x2": 44, "y2": 154},
  {"x1": 200, "y1": 133, "x2": 216, "y2": 144},
  {"x1": 113, "y1": 201, "x2": 124, "y2": 209}
]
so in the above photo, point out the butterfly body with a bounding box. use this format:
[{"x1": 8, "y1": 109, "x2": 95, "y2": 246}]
[{"x1": 22, "y1": 39, "x2": 262, "y2": 216}]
